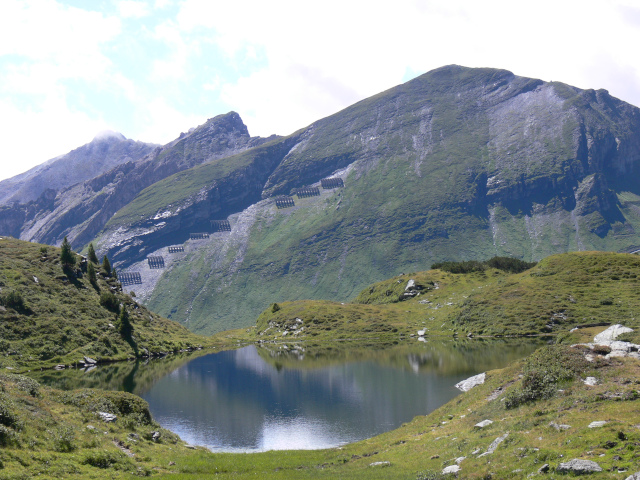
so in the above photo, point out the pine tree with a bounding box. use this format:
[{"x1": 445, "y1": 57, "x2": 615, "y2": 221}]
[
  {"x1": 60, "y1": 236, "x2": 75, "y2": 267},
  {"x1": 117, "y1": 306, "x2": 133, "y2": 341},
  {"x1": 87, "y1": 262, "x2": 97, "y2": 287},
  {"x1": 87, "y1": 243, "x2": 99, "y2": 264},
  {"x1": 102, "y1": 255, "x2": 112, "y2": 276}
]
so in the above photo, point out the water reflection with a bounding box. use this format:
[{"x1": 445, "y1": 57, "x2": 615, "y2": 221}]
[
  {"x1": 140, "y1": 339, "x2": 546, "y2": 452},
  {"x1": 32, "y1": 338, "x2": 547, "y2": 452}
]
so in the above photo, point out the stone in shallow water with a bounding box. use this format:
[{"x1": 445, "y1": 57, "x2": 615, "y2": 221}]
[
  {"x1": 557, "y1": 459, "x2": 602, "y2": 474},
  {"x1": 455, "y1": 372, "x2": 485, "y2": 392}
]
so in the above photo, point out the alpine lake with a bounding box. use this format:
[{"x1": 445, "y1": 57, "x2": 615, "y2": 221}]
[{"x1": 32, "y1": 338, "x2": 547, "y2": 452}]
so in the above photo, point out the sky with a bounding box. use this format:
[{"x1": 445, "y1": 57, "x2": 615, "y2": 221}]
[{"x1": 1, "y1": 0, "x2": 640, "y2": 181}]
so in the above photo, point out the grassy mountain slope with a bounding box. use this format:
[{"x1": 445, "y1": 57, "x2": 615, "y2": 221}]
[
  {"x1": 92, "y1": 65, "x2": 640, "y2": 334},
  {"x1": 0, "y1": 237, "x2": 213, "y2": 370},
  {"x1": 216, "y1": 251, "x2": 640, "y2": 343}
]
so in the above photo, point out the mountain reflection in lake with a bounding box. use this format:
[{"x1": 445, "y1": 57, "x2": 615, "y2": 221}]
[{"x1": 140, "y1": 340, "x2": 545, "y2": 452}]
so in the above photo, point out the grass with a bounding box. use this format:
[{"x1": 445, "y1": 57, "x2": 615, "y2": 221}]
[
  {"x1": 216, "y1": 251, "x2": 640, "y2": 344},
  {"x1": 0, "y1": 237, "x2": 217, "y2": 371},
  {"x1": 1, "y1": 244, "x2": 640, "y2": 477}
]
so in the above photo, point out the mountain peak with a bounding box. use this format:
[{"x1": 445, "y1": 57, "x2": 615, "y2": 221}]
[{"x1": 92, "y1": 130, "x2": 127, "y2": 142}]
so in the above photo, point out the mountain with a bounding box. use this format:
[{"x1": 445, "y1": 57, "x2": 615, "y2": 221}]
[
  {"x1": 91, "y1": 65, "x2": 640, "y2": 334},
  {"x1": 2, "y1": 65, "x2": 640, "y2": 334},
  {"x1": 0, "y1": 112, "x2": 275, "y2": 249},
  {"x1": 0, "y1": 131, "x2": 156, "y2": 206}
]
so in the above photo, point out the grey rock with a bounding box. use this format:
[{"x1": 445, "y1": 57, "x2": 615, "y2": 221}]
[
  {"x1": 588, "y1": 421, "x2": 607, "y2": 428},
  {"x1": 593, "y1": 324, "x2": 633, "y2": 344},
  {"x1": 152, "y1": 431, "x2": 161, "y2": 442},
  {"x1": 83, "y1": 356, "x2": 97, "y2": 365},
  {"x1": 442, "y1": 465, "x2": 460, "y2": 474},
  {"x1": 625, "y1": 473, "x2": 640, "y2": 480},
  {"x1": 478, "y1": 433, "x2": 509, "y2": 457},
  {"x1": 455, "y1": 456, "x2": 466, "y2": 464},
  {"x1": 98, "y1": 412, "x2": 117, "y2": 422},
  {"x1": 583, "y1": 377, "x2": 598, "y2": 386},
  {"x1": 369, "y1": 461, "x2": 390, "y2": 467},
  {"x1": 475, "y1": 420, "x2": 493, "y2": 428},
  {"x1": 557, "y1": 459, "x2": 602, "y2": 474},
  {"x1": 455, "y1": 372, "x2": 485, "y2": 392},
  {"x1": 405, "y1": 279, "x2": 416, "y2": 291}
]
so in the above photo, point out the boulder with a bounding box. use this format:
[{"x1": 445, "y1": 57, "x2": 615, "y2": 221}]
[
  {"x1": 625, "y1": 473, "x2": 640, "y2": 480},
  {"x1": 455, "y1": 372, "x2": 485, "y2": 392},
  {"x1": 556, "y1": 459, "x2": 602, "y2": 474},
  {"x1": 478, "y1": 433, "x2": 509, "y2": 457},
  {"x1": 442, "y1": 465, "x2": 460, "y2": 474},
  {"x1": 475, "y1": 420, "x2": 493, "y2": 428},
  {"x1": 369, "y1": 461, "x2": 390, "y2": 467},
  {"x1": 98, "y1": 412, "x2": 117, "y2": 422},
  {"x1": 594, "y1": 324, "x2": 633, "y2": 344},
  {"x1": 588, "y1": 421, "x2": 607, "y2": 428},
  {"x1": 583, "y1": 377, "x2": 598, "y2": 386},
  {"x1": 83, "y1": 356, "x2": 97, "y2": 365}
]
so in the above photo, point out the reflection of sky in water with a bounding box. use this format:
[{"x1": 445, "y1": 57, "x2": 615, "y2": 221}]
[{"x1": 141, "y1": 345, "x2": 473, "y2": 452}]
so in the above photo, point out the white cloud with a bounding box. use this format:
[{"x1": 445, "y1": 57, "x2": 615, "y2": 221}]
[
  {"x1": 135, "y1": 97, "x2": 207, "y2": 144},
  {"x1": 1, "y1": 0, "x2": 640, "y2": 182},
  {"x1": 117, "y1": 0, "x2": 151, "y2": 18}
]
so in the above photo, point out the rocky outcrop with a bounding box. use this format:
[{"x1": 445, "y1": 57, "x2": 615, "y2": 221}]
[
  {"x1": 455, "y1": 373, "x2": 486, "y2": 392},
  {"x1": 0, "y1": 112, "x2": 274, "y2": 250}
]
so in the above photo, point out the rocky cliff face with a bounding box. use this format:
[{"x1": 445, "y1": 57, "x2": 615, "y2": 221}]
[{"x1": 0, "y1": 112, "x2": 274, "y2": 249}]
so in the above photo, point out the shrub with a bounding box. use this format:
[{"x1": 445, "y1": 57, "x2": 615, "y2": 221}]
[
  {"x1": 504, "y1": 345, "x2": 587, "y2": 409},
  {"x1": 100, "y1": 292, "x2": 120, "y2": 313},
  {"x1": 432, "y1": 256, "x2": 536, "y2": 274},
  {"x1": 82, "y1": 450, "x2": 121, "y2": 469},
  {"x1": 1, "y1": 290, "x2": 25, "y2": 312}
]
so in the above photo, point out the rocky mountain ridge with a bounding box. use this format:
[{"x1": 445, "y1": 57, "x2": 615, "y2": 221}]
[
  {"x1": 0, "y1": 132, "x2": 156, "y2": 206},
  {"x1": 0, "y1": 112, "x2": 274, "y2": 249}
]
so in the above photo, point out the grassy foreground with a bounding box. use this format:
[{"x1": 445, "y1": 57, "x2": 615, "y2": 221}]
[{"x1": 1, "y1": 245, "x2": 640, "y2": 478}]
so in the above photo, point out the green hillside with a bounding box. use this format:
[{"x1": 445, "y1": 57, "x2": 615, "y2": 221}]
[
  {"x1": 93, "y1": 66, "x2": 640, "y2": 335},
  {"x1": 0, "y1": 237, "x2": 214, "y2": 370},
  {"x1": 219, "y1": 251, "x2": 640, "y2": 343}
]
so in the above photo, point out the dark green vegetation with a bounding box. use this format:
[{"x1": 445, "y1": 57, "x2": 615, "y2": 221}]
[
  {"x1": 0, "y1": 237, "x2": 214, "y2": 370},
  {"x1": 431, "y1": 256, "x2": 537, "y2": 274},
  {"x1": 244, "y1": 252, "x2": 640, "y2": 342},
  {"x1": 90, "y1": 65, "x2": 640, "y2": 334}
]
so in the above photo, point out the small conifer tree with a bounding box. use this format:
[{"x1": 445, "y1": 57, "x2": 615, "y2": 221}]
[
  {"x1": 87, "y1": 262, "x2": 97, "y2": 287},
  {"x1": 102, "y1": 255, "x2": 112, "y2": 276},
  {"x1": 87, "y1": 243, "x2": 99, "y2": 264},
  {"x1": 117, "y1": 306, "x2": 133, "y2": 341},
  {"x1": 60, "y1": 236, "x2": 75, "y2": 268}
]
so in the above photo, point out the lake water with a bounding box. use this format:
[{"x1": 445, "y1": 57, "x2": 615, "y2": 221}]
[{"x1": 34, "y1": 339, "x2": 546, "y2": 452}]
